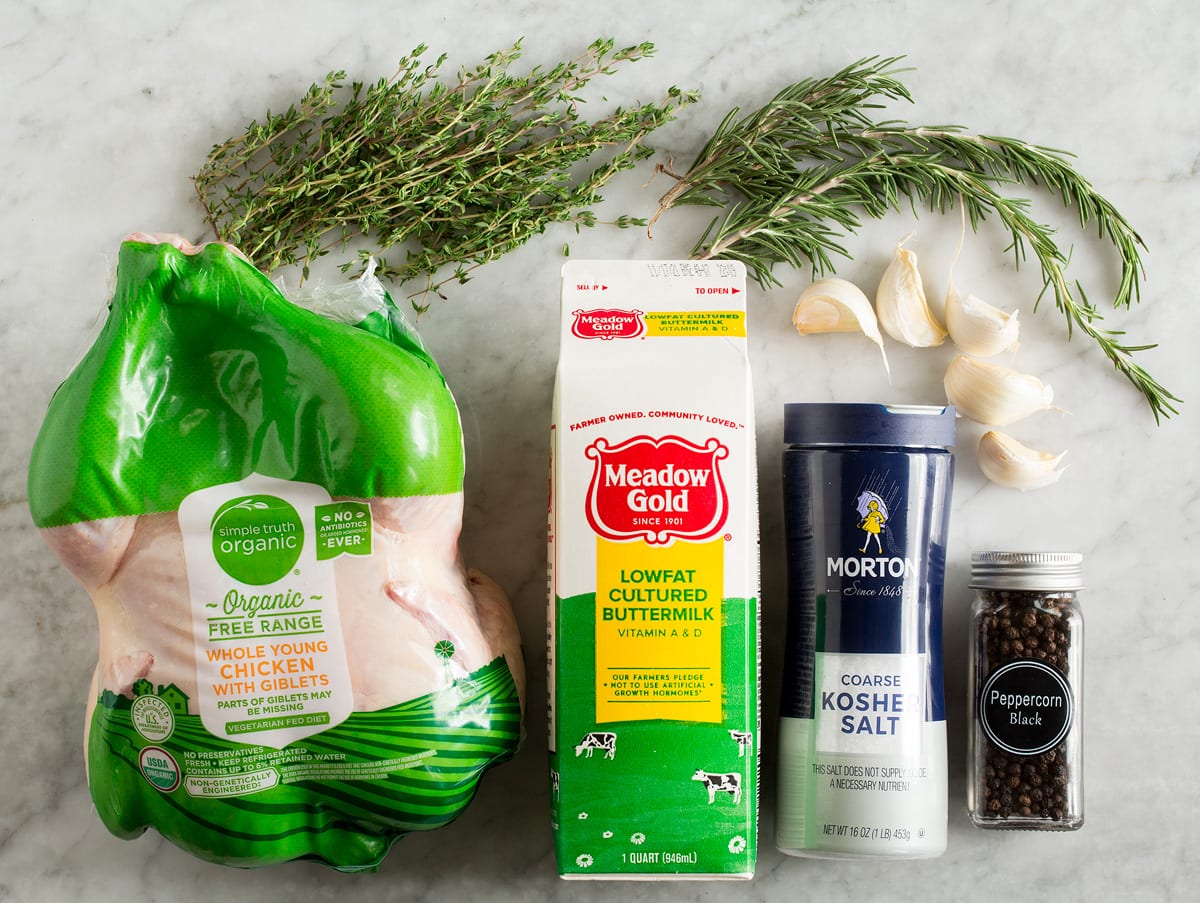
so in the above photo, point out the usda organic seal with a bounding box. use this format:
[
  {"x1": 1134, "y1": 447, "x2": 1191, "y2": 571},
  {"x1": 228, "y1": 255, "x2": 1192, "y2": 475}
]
[{"x1": 138, "y1": 747, "x2": 181, "y2": 793}]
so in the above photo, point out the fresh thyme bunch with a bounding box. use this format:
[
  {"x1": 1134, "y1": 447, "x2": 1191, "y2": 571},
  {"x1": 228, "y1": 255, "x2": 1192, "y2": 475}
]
[
  {"x1": 194, "y1": 39, "x2": 693, "y2": 311},
  {"x1": 651, "y1": 57, "x2": 1177, "y2": 421}
]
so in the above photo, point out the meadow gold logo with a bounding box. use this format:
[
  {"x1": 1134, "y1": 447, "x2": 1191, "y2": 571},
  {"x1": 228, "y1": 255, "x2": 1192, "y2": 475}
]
[
  {"x1": 571, "y1": 308, "x2": 645, "y2": 340},
  {"x1": 584, "y1": 435, "x2": 729, "y2": 544}
]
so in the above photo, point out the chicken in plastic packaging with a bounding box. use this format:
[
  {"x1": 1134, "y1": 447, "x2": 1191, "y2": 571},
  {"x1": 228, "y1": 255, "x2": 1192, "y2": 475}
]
[{"x1": 27, "y1": 233, "x2": 525, "y2": 870}]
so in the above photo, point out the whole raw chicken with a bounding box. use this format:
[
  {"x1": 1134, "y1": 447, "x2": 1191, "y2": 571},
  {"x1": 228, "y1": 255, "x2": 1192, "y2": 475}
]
[{"x1": 28, "y1": 234, "x2": 524, "y2": 870}]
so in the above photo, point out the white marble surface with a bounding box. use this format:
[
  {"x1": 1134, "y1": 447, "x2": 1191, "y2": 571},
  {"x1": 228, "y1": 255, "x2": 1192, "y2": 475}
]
[{"x1": 3, "y1": 1, "x2": 1198, "y2": 900}]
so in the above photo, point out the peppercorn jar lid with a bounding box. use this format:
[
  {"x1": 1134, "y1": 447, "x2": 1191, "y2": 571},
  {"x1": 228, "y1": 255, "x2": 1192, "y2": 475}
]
[
  {"x1": 969, "y1": 551, "x2": 1084, "y2": 591},
  {"x1": 783, "y1": 403, "x2": 956, "y2": 449}
]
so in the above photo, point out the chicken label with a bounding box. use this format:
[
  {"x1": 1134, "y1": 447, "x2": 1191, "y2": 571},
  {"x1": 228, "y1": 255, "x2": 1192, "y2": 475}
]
[
  {"x1": 179, "y1": 473, "x2": 354, "y2": 749},
  {"x1": 315, "y1": 501, "x2": 373, "y2": 560}
]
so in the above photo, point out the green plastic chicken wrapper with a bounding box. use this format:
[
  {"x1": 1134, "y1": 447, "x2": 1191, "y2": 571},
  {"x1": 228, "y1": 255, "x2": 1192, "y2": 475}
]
[{"x1": 27, "y1": 233, "x2": 525, "y2": 871}]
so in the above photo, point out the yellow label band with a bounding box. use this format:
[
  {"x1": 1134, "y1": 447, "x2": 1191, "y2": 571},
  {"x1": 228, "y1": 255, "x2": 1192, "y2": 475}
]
[
  {"x1": 644, "y1": 310, "x2": 746, "y2": 337},
  {"x1": 595, "y1": 536, "x2": 724, "y2": 723}
]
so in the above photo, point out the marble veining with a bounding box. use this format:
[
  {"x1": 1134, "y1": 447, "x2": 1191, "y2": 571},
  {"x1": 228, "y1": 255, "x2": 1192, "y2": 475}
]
[{"x1": 2, "y1": 1, "x2": 1198, "y2": 900}]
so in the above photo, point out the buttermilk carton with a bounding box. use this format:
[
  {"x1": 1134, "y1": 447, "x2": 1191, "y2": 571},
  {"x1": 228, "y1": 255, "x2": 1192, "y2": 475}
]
[{"x1": 548, "y1": 260, "x2": 759, "y2": 879}]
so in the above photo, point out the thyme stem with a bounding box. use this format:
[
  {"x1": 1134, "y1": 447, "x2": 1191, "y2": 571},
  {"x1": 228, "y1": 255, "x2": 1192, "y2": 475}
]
[{"x1": 193, "y1": 39, "x2": 696, "y2": 312}]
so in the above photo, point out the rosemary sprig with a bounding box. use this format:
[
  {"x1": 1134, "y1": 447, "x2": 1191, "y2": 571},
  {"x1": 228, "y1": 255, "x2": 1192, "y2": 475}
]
[
  {"x1": 652, "y1": 57, "x2": 1178, "y2": 422},
  {"x1": 194, "y1": 39, "x2": 695, "y2": 312}
]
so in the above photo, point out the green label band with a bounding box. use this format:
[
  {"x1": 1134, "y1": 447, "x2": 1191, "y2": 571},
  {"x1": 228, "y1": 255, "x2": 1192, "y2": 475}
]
[
  {"x1": 29, "y1": 240, "x2": 464, "y2": 527},
  {"x1": 551, "y1": 592, "x2": 758, "y2": 876},
  {"x1": 89, "y1": 657, "x2": 521, "y2": 871}
]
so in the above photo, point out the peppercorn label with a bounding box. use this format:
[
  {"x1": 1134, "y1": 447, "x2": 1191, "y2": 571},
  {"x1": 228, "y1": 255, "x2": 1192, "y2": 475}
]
[
  {"x1": 549, "y1": 260, "x2": 758, "y2": 878},
  {"x1": 980, "y1": 661, "x2": 1074, "y2": 755}
]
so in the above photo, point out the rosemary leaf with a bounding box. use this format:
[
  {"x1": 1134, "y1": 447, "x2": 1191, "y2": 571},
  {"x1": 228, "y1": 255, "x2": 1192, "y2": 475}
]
[
  {"x1": 652, "y1": 56, "x2": 1178, "y2": 422},
  {"x1": 194, "y1": 39, "x2": 696, "y2": 312}
]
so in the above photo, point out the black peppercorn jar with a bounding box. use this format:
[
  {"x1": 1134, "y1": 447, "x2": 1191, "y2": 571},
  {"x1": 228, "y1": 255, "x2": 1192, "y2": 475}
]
[{"x1": 967, "y1": 551, "x2": 1083, "y2": 830}]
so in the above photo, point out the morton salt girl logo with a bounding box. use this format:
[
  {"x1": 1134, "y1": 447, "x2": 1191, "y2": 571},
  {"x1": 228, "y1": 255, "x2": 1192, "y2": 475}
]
[
  {"x1": 856, "y1": 490, "x2": 889, "y2": 554},
  {"x1": 584, "y1": 435, "x2": 729, "y2": 545},
  {"x1": 826, "y1": 483, "x2": 916, "y2": 579},
  {"x1": 571, "y1": 308, "x2": 646, "y2": 340}
]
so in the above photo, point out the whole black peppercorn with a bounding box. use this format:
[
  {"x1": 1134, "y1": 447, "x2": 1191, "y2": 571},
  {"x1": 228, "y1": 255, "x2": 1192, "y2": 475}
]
[{"x1": 967, "y1": 552, "x2": 1084, "y2": 831}]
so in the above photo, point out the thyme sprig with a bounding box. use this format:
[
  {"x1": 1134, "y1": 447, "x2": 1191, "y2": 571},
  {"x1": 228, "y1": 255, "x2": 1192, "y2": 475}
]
[
  {"x1": 652, "y1": 57, "x2": 1178, "y2": 422},
  {"x1": 194, "y1": 39, "x2": 694, "y2": 311}
]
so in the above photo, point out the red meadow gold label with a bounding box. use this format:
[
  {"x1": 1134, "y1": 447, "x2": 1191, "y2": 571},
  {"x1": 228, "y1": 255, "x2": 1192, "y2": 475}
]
[
  {"x1": 570, "y1": 307, "x2": 646, "y2": 340},
  {"x1": 583, "y1": 435, "x2": 729, "y2": 545}
]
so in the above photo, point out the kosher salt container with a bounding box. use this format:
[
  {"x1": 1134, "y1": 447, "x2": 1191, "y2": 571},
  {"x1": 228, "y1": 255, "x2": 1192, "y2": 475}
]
[
  {"x1": 777, "y1": 403, "x2": 954, "y2": 859},
  {"x1": 967, "y1": 551, "x2": 1084, "y2": 830}
]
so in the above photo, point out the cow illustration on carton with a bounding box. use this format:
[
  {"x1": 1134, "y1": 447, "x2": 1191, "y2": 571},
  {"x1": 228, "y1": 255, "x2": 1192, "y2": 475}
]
[
  {"x1": 692, "y1": 770, "x2": 742, "y2": 804},
  {"x1": 575, "y1": 731, "x2": 617, "y2": 759},
  {"x1": 729, "y1": 729, "x2": 753, "y2": 757}
]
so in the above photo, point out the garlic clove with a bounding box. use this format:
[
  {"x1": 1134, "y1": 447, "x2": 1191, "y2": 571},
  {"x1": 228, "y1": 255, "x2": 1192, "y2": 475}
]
[
  {"x1": 943, "y1": 203, "x2": 1019, "y2": 357},
  {"x1": 946, "y1": 283, "x2": 1020, "y2": 357},
  {"x1": 793, "y1": 277, "x2": 890, "y2": 377},
  {"x1": 944, "y1": 354, "x2": 1054, "y2": 425},
  {"x1": 978, "y1": 430, "x2": 1067, "y2": 491},
  {"x1": 875, "y1": 235, "x2": 947, "y2": 347}
]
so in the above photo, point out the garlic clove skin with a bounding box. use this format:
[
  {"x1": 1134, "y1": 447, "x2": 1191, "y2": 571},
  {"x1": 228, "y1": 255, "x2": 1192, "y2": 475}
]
[
  {"x1": 793, "y1": 277, "x2": 890, "y2": 377},
  {"x1": 944, "y1": 354, "x2": 1054, "y2": 425},
  {"x1": 876, "y1": 236, "x2": 947, "y2": 347},
  {"x1": 946, "y1": 283, "x2": 1020, "y2": 357},
  {"x1": 978, "y1": 430, "x2": 1067, "y2": 491}
]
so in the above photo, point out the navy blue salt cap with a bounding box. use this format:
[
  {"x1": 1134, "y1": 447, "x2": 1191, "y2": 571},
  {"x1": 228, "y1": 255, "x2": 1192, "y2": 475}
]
[{"x1": 783, "y1": 403, "x2": 956, "y2": 448}]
